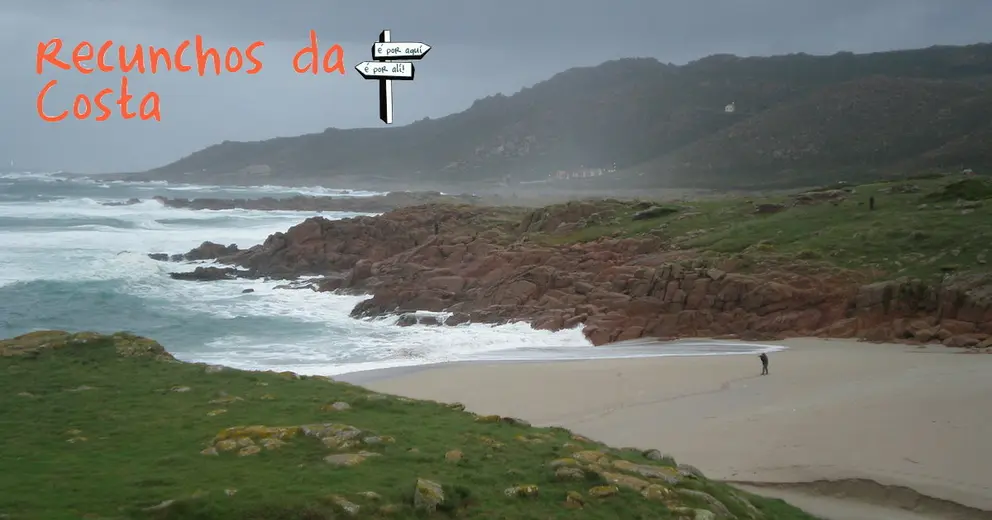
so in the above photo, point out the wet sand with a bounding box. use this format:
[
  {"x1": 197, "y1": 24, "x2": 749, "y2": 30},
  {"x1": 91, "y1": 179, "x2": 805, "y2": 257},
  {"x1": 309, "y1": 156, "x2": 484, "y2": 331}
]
[{"x1": 340, "y1": 338, "x2": 992, "y2": 520}]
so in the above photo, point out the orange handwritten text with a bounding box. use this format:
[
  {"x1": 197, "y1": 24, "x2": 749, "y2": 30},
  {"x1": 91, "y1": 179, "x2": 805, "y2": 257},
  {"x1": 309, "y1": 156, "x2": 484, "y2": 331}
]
[
  {"x1": 35, "y1": 35, "x2": 267, "y2": 122},
  {"x1": 293, "y1": 30, "x2": 345, "y2": 75}
]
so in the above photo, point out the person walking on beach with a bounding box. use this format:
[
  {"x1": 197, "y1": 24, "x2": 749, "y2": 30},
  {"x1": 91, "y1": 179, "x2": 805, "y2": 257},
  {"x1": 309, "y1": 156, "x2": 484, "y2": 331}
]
[{"x1": 759, "y1": 352, "x2": 769, "y2": 375}]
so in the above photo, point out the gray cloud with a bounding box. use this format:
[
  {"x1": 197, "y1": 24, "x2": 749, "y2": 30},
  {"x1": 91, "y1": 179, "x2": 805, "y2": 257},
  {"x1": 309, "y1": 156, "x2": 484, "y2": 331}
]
[{"x1": 1, "y1": 0, "x2": 990, "y2": 173}]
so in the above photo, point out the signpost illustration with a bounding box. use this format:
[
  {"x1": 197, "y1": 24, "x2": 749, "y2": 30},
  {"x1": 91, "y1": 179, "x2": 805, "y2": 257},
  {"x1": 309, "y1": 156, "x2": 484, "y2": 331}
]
[{"x1": 355, "y1": 30, "x2": 431, "y2": 124}]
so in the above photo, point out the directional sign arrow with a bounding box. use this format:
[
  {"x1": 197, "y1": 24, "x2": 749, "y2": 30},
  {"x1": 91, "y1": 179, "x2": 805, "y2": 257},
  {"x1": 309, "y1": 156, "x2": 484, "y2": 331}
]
[
  {"x1": 356, "y1": 61, "x2": 415, "y2": 81},
  {"x1": 372, "y1": 42, "x2": 431, "y2": 60}
]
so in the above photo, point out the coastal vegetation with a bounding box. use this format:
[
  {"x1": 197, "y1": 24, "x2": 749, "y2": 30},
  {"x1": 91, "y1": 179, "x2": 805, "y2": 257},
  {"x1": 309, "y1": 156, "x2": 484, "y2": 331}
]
[
  {"x1": 536, "y1": 175, "x2": 992, "y2": 281},
  {"x1": 154, "y1": 172, "x2": 992, "y2": 349},
  {"x1": 1, "y1": 331, "x2": 818, "y2": 519}
]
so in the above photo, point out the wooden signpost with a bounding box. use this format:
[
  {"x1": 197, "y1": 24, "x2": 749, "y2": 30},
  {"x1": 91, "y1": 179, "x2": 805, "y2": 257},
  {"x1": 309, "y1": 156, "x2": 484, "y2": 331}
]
[{"x1": 355, "y1": 30, "x2": 432, "y2": 124}]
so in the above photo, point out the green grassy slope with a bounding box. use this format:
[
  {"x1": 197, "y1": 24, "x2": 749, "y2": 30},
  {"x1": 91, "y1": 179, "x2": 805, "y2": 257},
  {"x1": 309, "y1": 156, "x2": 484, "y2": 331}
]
[
  {"x1": 0, "y1": 331, "x2": 819, "y2": 520},
  {"x1": 533, "y1": 175, "x2": 992, "y2": 281}
]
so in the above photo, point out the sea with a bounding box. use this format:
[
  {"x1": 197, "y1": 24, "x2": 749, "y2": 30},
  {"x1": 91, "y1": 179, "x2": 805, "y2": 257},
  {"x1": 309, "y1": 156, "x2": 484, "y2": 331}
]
[{"x1": 0, "y1": 172, "x2": 785, "y2": 375}]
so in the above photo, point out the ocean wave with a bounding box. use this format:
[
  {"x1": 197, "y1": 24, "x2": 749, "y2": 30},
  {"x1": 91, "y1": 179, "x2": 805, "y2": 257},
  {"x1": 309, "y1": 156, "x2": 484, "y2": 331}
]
[
  {"x1": 1, "y1": 171, "x2": 388, "y2": 199},
  {"x1": 1, "y1": 175, "x2": 787, "y2": 376}
]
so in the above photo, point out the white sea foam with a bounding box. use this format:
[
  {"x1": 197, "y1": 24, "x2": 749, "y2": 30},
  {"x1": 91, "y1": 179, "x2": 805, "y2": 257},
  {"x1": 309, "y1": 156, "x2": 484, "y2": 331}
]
[{"x1": 0, "y1": 175, "x2": 787, "y2": 375}]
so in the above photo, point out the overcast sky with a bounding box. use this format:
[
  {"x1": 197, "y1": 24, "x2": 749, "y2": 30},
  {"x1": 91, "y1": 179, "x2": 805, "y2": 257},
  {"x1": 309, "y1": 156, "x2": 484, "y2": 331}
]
[{"x1": 1, "y1": 0, "x2": 990, "y2": 173}]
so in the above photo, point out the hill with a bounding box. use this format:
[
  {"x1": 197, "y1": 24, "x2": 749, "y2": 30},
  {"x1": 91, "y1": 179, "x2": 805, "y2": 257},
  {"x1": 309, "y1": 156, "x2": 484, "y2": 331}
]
[
  {"x1": 0, "y1": 331, "x2": 818, "y2": 519},
  {"x1": 144, "y1": 43, "x2": 992, "y2": 190},
  {"x1": 157, "y1": 173, "x2": 992, "y2": 349}
]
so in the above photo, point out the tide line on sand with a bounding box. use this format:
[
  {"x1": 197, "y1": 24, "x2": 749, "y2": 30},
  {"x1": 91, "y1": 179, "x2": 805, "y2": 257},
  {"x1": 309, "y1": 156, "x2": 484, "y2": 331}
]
[
  {"x1": 340, "y1": 337, "x2": 992, "y2": 520},
  {"x1": 330, "y1": 338, "x2": 787, "y2": 380}
]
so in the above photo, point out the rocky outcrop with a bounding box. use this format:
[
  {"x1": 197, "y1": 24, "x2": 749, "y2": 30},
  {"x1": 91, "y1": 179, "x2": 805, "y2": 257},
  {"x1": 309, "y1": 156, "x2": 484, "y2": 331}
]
[
  {"x1": 833, "y1": 276, "x2": 992, "y2": 346},
  {"x1": 169, "y1": 266, "x2": 255, "y2": 281},
  {"x1": 161, "y1": 203, "x2": 992, "y2": 348},
  {"x1": 0, "y1": 331, "x2": 176, "y2": 361}
]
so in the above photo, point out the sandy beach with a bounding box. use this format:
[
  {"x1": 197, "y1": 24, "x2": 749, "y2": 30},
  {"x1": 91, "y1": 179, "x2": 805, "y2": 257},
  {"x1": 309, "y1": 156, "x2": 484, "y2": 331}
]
[{"x1": 342, "y1": 339, "x2": 992, "y2": 520}]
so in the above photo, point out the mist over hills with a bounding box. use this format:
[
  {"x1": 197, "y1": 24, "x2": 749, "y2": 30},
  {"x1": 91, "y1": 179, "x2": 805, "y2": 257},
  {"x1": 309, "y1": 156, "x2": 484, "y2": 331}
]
[{"x1": 145, "y1": 42, "x2": 992, "y2": 190}]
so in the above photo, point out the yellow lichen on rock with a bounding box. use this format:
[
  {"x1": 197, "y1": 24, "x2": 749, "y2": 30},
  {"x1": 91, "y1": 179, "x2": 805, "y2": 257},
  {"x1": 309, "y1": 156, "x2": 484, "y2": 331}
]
[
  {"x1": 514, "y1": 434, "x2": 544, "y2": 444},
  {"x1": 615, "y1": 459, "x2": 682, "y2": 480},
  {"x1": 0, "y1": 330, "x2": 175, "y2": 361},
  {"x1": 564, "y1": 490, "x2": 585, "y2": 509},
  {"x1": 261, "y1": 438, "x2": 286, "y2": 450},
  {"x1": 597, "y1": 471, "x2": 650, "y2": 491},
  {"x1": 554, "y1": 467, "x2": 585, "y2": 481},
  {"x1": 214, "y1": 425, "x2": 301, "y2": 442},
  {"x1": 109, "y1": 332, "x2": 176, "y2": 360},
  {"x1": 572, "y1": 450, "x2": 608, "y2": 464},
  {"x1": 413, "y1": 478, "x2": 444, "y2": 513},
  {"x1": 214, "y1": 439, "x2": 238, "y2": 452},
  {"x1": 547, "y1": 457, "x2": 579, "y2": 468},
  {"x1": 444, "y1": 449, "x2": 463, "y2": 462},
  {"x1": 588, "y1": 485, "x2": 619, "y2": 498},
  {"x1": 503, "y1": 484, "x2": 539, "y2": 498},
  {"x1": 324, "y1": 452, "x2": 377, "y2": 467},
  {"x1": 330, "y1": 495, "x2": 361, "y2": 516},
  {"x1": 238, "y1": 445, "x2": 261, "y2": 456},
  {"x1": 206, "y1": 422, "x2": 392, "y2": 459},
  {"x1": 641, "y1": 484, "x2": 674, "y2": 501},
  {"x1": 474, "y1": 414, "x2": 501, "y2": 423}
]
